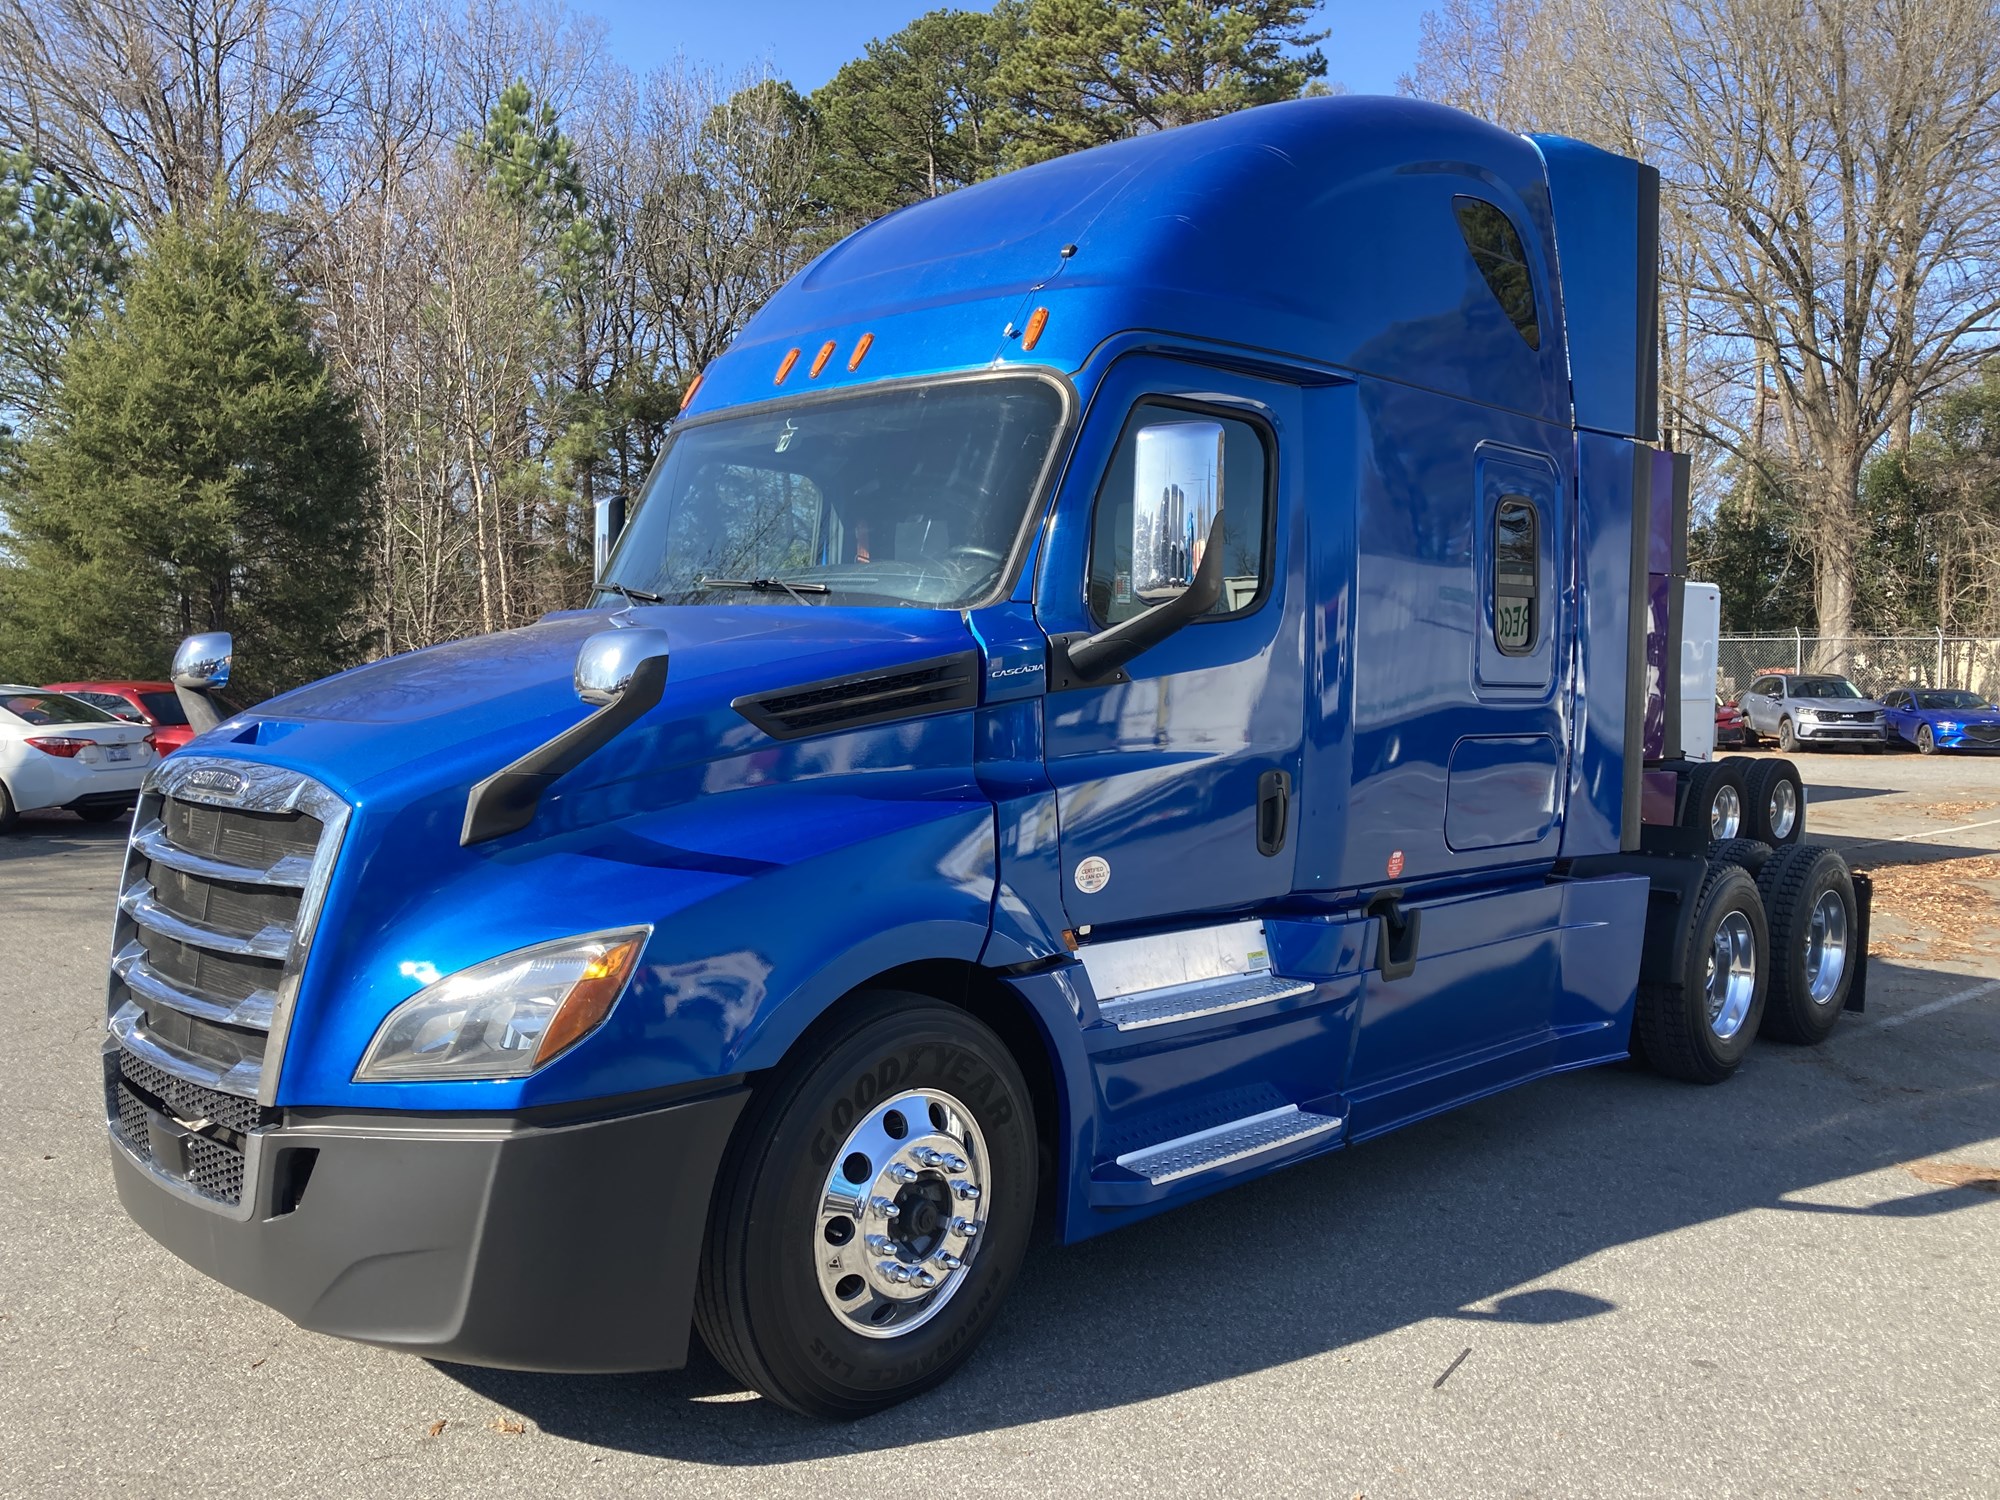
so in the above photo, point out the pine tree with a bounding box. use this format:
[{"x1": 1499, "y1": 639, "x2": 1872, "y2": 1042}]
[
  {"x1": 0, "y1": 150, "x2": 123, "y2": 441},
  {"x1": 999, "y1": 0, "x2": 1330, "y2": 165},
  {"x1": 0, "y1": 211, "x2": 373, "y2": 697}
]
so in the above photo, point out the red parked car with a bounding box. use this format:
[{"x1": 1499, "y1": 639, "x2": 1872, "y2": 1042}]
[
  {"x1": 1715, "y1": 694, "x2": 1749, "y2": 749},
  {"x1": 43, "y1": 680, "x2": 200, "y2": 754}
]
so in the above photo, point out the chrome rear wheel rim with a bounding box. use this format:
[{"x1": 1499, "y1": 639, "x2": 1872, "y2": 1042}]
[
  {"x1": 1805, "y1": 889, "x2": 1849, "y2": 1005},
  {"x1": 815, "y1": 1087, "x2": 990, "y2": 1339},
  {"x1": 1711, "y1": 783, "x2": 1743, "y2": 840},
  {"x1": 1706, "y1": 910, "x2": 1758, "y2": 1039},
  {"x1": 1769, "y1": 779, "x2": 1798, "y2": 840}
]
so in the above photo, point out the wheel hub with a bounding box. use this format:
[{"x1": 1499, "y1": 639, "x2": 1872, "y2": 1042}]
[
  {"x1": 1711, "y1": 783, "x2": 1743, "y2": 839},
  {"x1": 815, "y1": 1087, "x2": 990, "y2": 1339},
  {"x1": 1769, "y1": 779, "x2": 1798, "y2": 839},
  {"x1": 1705, "y1": 909, "x2": 1758, "y2": 1039},
  {"x1": 1805, "y1": 888, "x2": 1849, "y2": 1004}
]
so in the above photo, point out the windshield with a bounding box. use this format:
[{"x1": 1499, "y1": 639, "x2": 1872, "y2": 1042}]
[
  {"x1": 598, "y1": 376, "x2": 1066, "y2": 609},
  {"x1": 1793, "y1": 677, "x2": 1861, "y2": 699},
  {"x1": 1916, "y1": 689, "x2": 1987, "y2": 710},
  {"x1": 0, "y1": 691, "x2": 120, "y2": 726}
]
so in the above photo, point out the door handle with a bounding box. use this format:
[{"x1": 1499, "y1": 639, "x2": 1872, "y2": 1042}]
[{"x1": 1256, "y1": 769, "x2": 1291, "y2": 856}]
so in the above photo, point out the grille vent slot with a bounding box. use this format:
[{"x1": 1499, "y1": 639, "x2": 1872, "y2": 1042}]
[{"x1": 733, "y1": 651, "x2": 980, "y2": 740}]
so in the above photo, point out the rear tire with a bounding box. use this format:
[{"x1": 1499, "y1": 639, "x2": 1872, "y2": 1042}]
[
  {"x1": 1741, "y1": 758, "x2": 1804, "y2": 846},
  {"x1": 1707, "y1": 837, "x2": 1772, "y2": 877},
  {"x1": 76, "y1": 804, "x2": 128, "y2": 824},
  {"x1": 694, "y1": 991, "x2": 1036, "y2": 1418},
  {"x1": 0, "y1": 781, "x2": 16, "y2": 834},
  {"x1": 1680, "y1": 760, "x2": 1748, "y2": 841},
  {"x1": 1755, "y1": 844, "x2": 1857, "y2": 1045},
  {"x1": 1633, "y1": 862, "x2": 1769, "y2": 1085}
]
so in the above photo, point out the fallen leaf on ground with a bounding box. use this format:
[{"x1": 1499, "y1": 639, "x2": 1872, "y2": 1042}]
[
  {"x1": 489, "y1": 1417, "x2": 526, "y2": 1435},
  {"x1": 248, "y1": 1357, "x2": 266, "y2": 1369},
  {"x1": 1925, "y1": 800, "x2": 1996, "y2": 820},
  {"x1": 1855, "y1": 857, "x2": 2000, "y2": 960},
  {"x1": 1904, "y1": 1160, "x2": 2000, "y2": 1192},
  {"x1": 425, "y1": 1419, "x2": 447, "y2": 1438}
]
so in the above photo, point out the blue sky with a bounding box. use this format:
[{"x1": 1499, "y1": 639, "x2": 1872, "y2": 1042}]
[{"x1": 581, "y1": 1, "x2": 1428, "y2": 98}]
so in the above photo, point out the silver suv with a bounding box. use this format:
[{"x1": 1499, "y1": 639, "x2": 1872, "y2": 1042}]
[{"x1": 1739, "y1": 673, "x2": 1885, "y2": 751}]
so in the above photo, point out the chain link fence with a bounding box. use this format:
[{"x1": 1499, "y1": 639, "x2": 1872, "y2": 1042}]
[{"x1": 1716, "y1": 634, "x2": 2000, "y2": 702}]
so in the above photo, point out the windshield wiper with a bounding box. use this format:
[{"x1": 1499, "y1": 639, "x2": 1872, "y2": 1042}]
[
  {"x1": 597, "y1": 579, "x2": 664, "y2": 605},
  {"x1": 697, "y1": 576, "x2": 830, "y2": 606}
]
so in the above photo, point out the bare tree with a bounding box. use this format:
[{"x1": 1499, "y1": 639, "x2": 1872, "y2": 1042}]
[{"x1": 1410, "y1": 0, "x2": 2000, "y2": 659}]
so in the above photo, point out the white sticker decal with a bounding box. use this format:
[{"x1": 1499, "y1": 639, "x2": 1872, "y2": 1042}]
[{"x1": 1074, "y1": 856, "x2": 1111, "y2": 894}]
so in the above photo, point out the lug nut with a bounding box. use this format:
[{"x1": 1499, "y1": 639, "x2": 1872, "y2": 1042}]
[
  {"x1": 913, "y1": 1269, "x2": 939, "y2": 1289},
  {"x1": 865, "y1": 1234, "x2": 898, "y2": 1254},
  {"x1": 915, "y1": 1147, "x2": 944, "y2": 1167},
  {"x1": 950, "y1": 1216, "x2": 980, "y2": 1238},
  {"x1": 943, "y1": 1154, "x2": 967, "y2": 1172},
  {"x1": 886, "y1": 1163, "x2": 918, "y2": 1183},
  {"x1": 951, "y1": 1179, "x2": 981, "y2": 1201},
  {"x1": 869, "y1": 1196, "x2": 900, "y2": 1219},
  {"x1": 932, "y1": 1251, "x2": 963, "y2": 1271},
  {"x1": 879, "y1": 1261, "x2": 912, "y2": 1284}
]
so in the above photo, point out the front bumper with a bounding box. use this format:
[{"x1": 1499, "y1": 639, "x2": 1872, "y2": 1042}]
[
  {"x1": 1930, "y1": 726, "x2": 2000, "y2": 751},
  {"x1": 109, "y1": 1084, "x2": 747, "y2": 1372},
  {"x1": 1792, "y1": 719, "x2": 1885, "y2": 742}
]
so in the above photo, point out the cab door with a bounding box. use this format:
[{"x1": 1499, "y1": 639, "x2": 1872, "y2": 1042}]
[{"x1": 1035, "y1": 356, "x2": 1306, "y2": 928}]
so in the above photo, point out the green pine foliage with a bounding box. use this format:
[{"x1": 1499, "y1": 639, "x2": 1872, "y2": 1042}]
[
  {"x1": 0, "y1": 150, "x2": 123, "y2": 440},
  {"x1": 0, "y1": 211, "x2": 373, "y2": 697},
  {"x1": 998, "y1": 0, "x2": 1330, "y2": 165}
]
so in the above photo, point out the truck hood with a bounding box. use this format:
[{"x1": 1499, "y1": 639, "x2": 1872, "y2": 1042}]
[{"x1": 200, "y1": 605, "x2": 984, "y2": 805}]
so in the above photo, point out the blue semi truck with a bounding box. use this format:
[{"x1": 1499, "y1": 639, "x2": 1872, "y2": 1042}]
[{"x1": 103, "y1": 97, "x2": 1869, "y2": 1417}]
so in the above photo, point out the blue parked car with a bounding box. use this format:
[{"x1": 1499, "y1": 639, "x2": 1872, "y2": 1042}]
[{"x1": 1880, "y1": 685, "x2": 2000, "y2": 754}]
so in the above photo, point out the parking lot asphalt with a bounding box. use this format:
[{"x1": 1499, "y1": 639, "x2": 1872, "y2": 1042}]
[{"x1": 2, "y1": 749, "x2": 1997, "y2": 1499}]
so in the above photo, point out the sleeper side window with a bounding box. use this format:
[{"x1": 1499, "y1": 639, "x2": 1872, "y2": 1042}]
[
  {"x1": 1493, "y1": 497, "x2": 1539, "y2": 655},
  {"x1": 1454, "y1": 196, "x2": 1542, "y2": 351},
  {"x1": 1086, "y1": 402, "x2": 1273, "y2": 627}
]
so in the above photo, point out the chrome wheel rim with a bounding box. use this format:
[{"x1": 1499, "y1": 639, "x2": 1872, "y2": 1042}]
[
  {"x1": 1711, "y1": 784, "x2": 1743, "y2": 840},
  {"x1": 1769, "y1": 779, "x2": 1798, "y2": 839},
  {"x1": 1805, "y1": 889, "x2": 1849, "y2": 1005},
  {"x1": 1705, "y1": 910, "x2": 1758, "y2": 1039},
  {"x1": 1919, "y1": 726, "x2": 1934, "y2": 753},
  {"x1": 815, "y1": 1087, "x2": 990, "y2": 1340}
]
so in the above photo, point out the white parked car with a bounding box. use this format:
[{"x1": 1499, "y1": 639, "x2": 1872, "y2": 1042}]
[{"x1": 0, "y1": 686, "x2": 157, "y2": 831}]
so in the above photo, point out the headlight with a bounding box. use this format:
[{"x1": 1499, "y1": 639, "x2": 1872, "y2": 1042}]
[
  {"x1": 355, "y1": 927, "x2": 649, "y2": 1081},
  {"x1": 1938, "y1": 720, "x2": 1960, "y2": 732},
  {"x1": 1796, "y1": 708, "x2": 1818, "y2": 720}
]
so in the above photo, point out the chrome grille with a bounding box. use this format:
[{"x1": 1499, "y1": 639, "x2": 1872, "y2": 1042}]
[{"x1": 104, "y1": 755, "x2": 348, "y2": 1217}]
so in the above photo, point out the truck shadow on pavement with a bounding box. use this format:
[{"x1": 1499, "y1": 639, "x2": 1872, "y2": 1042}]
[
  {"x1": 437, "y1": 960, "x2": 2000, "y2": 1460},
  {"x1": 0, "y1": 813, "x2": 131, "y2": 861}
]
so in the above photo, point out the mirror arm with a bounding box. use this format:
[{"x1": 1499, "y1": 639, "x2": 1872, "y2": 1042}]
[
  {"x1": 461, "y1": 654, "x2": 670, "y2": 846},
  {"x1": 174, "y1": 685, "x2": 226, "y2": 736},
  {"x1": 1056, "y1": 513, "x2": 1228, "y2": 687}
]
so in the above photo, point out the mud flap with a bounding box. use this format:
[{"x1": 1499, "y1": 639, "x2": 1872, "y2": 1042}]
[{"x1": 1845, "y1": 870, "x2": 1872, "y2": 1013}]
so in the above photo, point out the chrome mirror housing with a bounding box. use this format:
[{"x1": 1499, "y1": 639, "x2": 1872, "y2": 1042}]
[
  {"x1": 172, "y1": 631, "x2": 234, "y2": 690},
  {"x1": 575, "y1": 627, "x2": 670, "y2": 706},
  {"x1": 1130, "y1": 419, "x2": 1225, "y2": 603}
]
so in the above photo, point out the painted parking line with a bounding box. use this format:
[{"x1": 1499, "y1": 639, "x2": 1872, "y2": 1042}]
[
  {"x1": 1839, "y1": 814, "x2": 2000, "y2": 856},
  {"x1": 1856, "y1": 977, "x2": 2000, "y2": 1034}
]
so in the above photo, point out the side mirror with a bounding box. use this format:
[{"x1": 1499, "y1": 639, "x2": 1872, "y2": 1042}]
[
  {"x1": 575, "y1": 626, "x2": 671, "y2": 706},
  {"x1": 462, "y1": 626, "x2": 673, "y2": 845},
  {"x1": 1130, "y1": 421, "x2": 1225, "y2": 603},
  {"x1": 172, "y1": 632, "x2": 233, "y2": 690},
  {"x1": 171, "y1": 631, "x2": 233, "y2": 737}
]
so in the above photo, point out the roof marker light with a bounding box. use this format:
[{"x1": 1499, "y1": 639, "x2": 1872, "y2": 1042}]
[
  {"x1": 809, "y1": 340, "x2": 836, "y2": 378},
  {"x1": 774, "y1": 347, "x2": 801, "y2": 385},
  {"x1": 847, "y1": 332, "x2": 874, "y2": 371},
  {"x1": 1021, "y1": 307, "x2": 1050, "y2": 352},
  {"x1": 679, "y1": 372, "x2": 704, "y2": 412}
]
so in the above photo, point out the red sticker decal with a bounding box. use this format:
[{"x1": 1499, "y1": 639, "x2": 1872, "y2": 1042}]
[{"x1": 1386, "y1": 849, "x2": 1405, "y2": 879}]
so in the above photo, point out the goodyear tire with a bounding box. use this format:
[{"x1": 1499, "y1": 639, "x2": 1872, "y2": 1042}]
[
  {"x1": 1741, "y1": 758, "x2": 1804, "y2": 846},
  {"x1": 695, "y1": 991, "x2": 1036, "y2": 1418},
  {"x1": 1707, "y1": 837, "x2": 1772, "y2": 877},
  {"x1": 1755, "y1": 844, "x2": 1857, "y2": 1045},
  {"x1": 1633, "y1": 861, "x2": 1769, "y2": 1085},
  {"x1": 1680, "y1": 760, "x2": 1748, "y2": 841}
]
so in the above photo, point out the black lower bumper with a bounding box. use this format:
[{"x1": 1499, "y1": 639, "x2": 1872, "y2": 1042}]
[{"x1": 109, "y1": 1085, "x2": 747, "y2": 1372}]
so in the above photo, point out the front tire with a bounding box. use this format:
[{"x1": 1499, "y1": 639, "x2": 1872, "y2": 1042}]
[
  {"x1": 1778, "y1": 716, "x2": 1800, "y2": 753},
  {"x1": 1633, "y1": 861, "x2": 1769, "y2": 1085},
  {"x1": 695, "y1": 991, "x2": 1036, "y2": 1418},
  {"x1": 1917, "y1": 724, "x2": 1937, "y2": 755},
  {"x1": 1756, "y1": 844, "x2": 1857, "y2": 1044}
]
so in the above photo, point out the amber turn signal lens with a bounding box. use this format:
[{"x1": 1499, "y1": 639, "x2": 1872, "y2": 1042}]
[
  {"x1": 533, "y1": 937, "x2": 644, "y2": 1066},
  {"x1": 679, "y1": 372, "x2": 704, "y2": 411},
  {"x1": 774, "y1": 347, "x2": 801, "y2": 385},
  {"x1": 1020, "y1": 306, "x2": 1049, "y2": 351},
  {"x1": 847, "y1": 332, "x2": 874, "y2": 371},
  {"x1": 809, "y1": 340, "x2": 837, "y2": 378}
]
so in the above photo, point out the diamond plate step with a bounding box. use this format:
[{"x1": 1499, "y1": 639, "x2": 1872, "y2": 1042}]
[
  {"x1": 1114, "y1": 1104, "x2": 1344, "y2": 1186},
  {"x1": 1095, "y1": 970, "x2": 1314, "y2": 1031}
]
